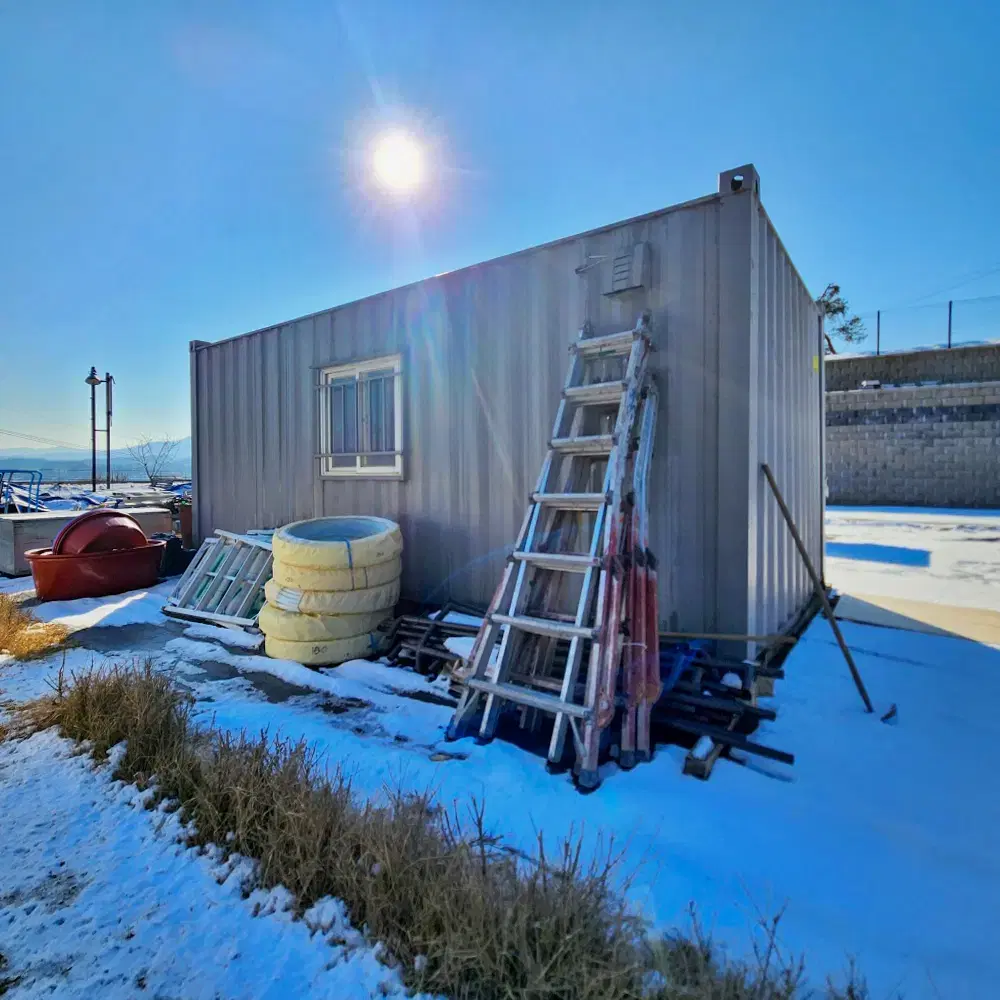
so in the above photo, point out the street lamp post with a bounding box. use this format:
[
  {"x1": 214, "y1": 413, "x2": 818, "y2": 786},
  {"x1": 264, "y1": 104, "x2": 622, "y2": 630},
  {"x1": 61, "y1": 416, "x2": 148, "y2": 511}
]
[
  {"x1": 105, "y1": 371, "x2": 113, "y2": 488},
  {"x1": 85, "y1": 368, "x2": 114, "y2": 491}
]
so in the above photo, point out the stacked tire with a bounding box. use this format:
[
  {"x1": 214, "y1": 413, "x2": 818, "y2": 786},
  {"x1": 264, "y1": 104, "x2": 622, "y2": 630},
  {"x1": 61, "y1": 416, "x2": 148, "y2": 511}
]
[{"x1": 260, "y1": 516, "x2": 402, "y2": 666}]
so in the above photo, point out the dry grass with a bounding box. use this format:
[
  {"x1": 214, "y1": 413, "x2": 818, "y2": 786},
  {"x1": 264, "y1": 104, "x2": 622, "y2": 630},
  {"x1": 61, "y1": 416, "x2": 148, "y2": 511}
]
[
  {"x1": 0, "y1": 951, "x2": 21, "y2": 996},
  {"x1": 0, "y1": 594, "x2": 68, "y2": 660},
  {"x1": 13, "y1": 661, "x2": 873, "y2": 1000}
]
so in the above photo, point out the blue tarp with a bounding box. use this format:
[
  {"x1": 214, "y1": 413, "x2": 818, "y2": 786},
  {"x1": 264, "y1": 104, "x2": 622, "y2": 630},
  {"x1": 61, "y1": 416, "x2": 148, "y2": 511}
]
[{"x1": 659, "y1": 641, "x2": 706, "y2": 695}]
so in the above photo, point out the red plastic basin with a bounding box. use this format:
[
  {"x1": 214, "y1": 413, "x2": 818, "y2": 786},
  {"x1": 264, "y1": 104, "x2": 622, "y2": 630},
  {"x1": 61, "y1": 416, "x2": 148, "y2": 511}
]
[
  {"x1": 51, "y1": 508, "x2": 149, "y2": 556},
  {"x1": 25, "y1": 542, "x2": 166, "y2": 602}
]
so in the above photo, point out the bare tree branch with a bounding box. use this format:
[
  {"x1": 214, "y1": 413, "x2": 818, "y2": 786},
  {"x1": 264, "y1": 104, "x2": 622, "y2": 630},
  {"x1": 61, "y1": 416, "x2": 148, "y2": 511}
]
[
  {"x1": 818, "y1": 283, "x2": 868, "y2": 349},
  {"x1": 126, "y1": 435, "x2": 181, "y2": 484}
]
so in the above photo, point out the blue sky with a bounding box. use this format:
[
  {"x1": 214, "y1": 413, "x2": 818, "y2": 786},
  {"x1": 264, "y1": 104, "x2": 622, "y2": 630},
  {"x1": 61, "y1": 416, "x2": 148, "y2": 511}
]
[{"x1": 1, "y1": 1, "x2": 997, "y2": 446}]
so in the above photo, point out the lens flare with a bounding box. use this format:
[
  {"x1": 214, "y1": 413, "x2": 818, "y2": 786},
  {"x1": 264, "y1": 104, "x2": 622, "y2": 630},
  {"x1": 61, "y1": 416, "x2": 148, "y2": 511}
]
[{"x1": 371, "y1": 130, "x2": 425, "y2": 194}]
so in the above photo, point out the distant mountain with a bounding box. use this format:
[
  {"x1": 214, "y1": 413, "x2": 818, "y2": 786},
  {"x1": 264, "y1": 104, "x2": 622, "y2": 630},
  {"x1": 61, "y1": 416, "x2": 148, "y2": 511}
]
[
  {"x1": 0, "y1": 437, "x2": 191, "y2": 463},
  {"x1": 0, "y1": 437, "x2": 192, "y2": 481}
]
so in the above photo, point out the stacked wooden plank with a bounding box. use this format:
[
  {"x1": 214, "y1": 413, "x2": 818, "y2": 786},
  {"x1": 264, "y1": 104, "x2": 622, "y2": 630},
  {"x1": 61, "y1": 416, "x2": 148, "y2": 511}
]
[
  {"x1": 652, "y1": 641, "x2": 794, "y2": 777},
  {"x1": 383, "y1": 606, "x2": 482, "y2": 676}
]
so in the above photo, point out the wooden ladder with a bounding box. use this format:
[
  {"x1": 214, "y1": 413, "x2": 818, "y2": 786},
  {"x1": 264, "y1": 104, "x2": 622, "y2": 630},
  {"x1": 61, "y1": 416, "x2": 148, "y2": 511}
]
[{"x1": 447, "y1": 313, "x2": 656, "y2": 790}]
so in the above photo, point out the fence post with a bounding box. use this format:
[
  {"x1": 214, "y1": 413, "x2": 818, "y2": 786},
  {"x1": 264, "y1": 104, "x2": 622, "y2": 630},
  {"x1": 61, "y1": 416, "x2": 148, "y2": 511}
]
[
  {"x1": 947, "y1": 299, "x2": 953, "y2": 348},
  {"x1": 876, "y1": 310, "x2": 880, "y2": 355}
]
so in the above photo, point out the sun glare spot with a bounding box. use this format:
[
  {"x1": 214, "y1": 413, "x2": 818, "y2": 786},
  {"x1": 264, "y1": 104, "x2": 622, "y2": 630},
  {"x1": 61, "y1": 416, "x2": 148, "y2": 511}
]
[{"x1": 371, "y1": 130, "x2": 425, "y2": 195}]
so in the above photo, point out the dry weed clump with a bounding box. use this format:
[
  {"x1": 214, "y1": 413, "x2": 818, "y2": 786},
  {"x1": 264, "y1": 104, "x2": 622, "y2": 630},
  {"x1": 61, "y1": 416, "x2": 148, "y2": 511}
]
[
  {"x1": 15, "y1": 660, "x2": 873, "y2": 1000},
  {"x1": 0, "y1": 594, "x2": 68, "y2": 660}
]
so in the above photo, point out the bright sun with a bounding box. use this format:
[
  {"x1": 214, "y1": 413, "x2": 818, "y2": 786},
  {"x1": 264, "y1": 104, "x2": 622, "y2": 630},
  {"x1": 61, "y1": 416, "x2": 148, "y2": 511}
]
[{"x1": 371, "y1": 130, "x2": 425, "y2": 194}]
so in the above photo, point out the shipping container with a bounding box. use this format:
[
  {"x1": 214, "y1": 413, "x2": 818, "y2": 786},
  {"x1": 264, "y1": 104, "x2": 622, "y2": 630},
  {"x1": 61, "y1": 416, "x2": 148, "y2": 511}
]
[{"x1": 190, "y1": 164, "x2": 824, "y2": 639}]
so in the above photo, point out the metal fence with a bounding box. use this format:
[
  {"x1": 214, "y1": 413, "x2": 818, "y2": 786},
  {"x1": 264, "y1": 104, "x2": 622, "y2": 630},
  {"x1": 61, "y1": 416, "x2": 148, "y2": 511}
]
[{"x1": 851, "y1": 293, "x2": 1000, "y2": 355}]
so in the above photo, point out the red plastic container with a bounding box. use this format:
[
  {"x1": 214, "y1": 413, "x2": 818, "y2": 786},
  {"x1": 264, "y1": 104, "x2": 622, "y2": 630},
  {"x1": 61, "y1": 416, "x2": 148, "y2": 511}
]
[
  {"x1": 25, "y1": 542, "x2": 166, "y2": 602},
  {"x1": 52, "y1": 509, "x2": 148, "y2": 556}
]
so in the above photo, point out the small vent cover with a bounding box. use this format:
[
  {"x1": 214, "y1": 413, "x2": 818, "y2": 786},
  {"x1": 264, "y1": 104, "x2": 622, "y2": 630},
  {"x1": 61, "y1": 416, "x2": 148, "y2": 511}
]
[{"x1": 602, "y1": 242, "x2": 649, "y2": 296}]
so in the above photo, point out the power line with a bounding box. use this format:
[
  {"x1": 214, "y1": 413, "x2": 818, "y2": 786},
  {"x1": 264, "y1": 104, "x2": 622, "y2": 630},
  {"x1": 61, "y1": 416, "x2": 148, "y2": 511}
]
[
  {"x1": 856, "y1": 289, "x2": 1000, "y2": 318},
  {"x1": 0, "y1": 427, "x2": 88, "y2": 450},
  {"x1": 890, "y1": 265, "x2": 1000, "y2": 310}
]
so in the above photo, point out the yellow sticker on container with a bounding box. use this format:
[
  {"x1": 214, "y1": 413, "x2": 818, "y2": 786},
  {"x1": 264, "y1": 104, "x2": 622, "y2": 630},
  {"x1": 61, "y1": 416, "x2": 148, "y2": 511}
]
[{"x1": 812, "y1": 355, "x2": 819, "y2": 372}]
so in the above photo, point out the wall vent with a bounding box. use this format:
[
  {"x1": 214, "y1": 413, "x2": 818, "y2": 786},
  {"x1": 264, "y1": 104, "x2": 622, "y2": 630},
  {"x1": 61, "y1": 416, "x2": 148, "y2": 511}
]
[{"x1": 602, "y1": 241, "x2": 649, "y2": 295}]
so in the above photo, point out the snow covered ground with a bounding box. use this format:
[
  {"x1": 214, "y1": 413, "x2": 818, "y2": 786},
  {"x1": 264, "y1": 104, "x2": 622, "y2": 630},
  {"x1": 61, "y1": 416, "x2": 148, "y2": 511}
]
[
  {"x1": 1, "y1": 507, "x2": 998, "y2": 998},
  {"x1": 826, "y1": 506, "x2": 1000, "y2": 644},
  {"x1": 0, "y1": 731, "x2": 420, "y2": 999},
  {"x1": 826, "y1": 505, "x2": 1000, "y2": 611}
]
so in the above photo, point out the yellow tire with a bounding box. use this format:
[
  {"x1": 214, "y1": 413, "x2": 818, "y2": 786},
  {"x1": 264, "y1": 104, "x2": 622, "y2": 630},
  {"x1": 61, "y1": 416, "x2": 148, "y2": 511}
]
[
  {"x1": 272, "y1": 517, "x2": 402, "y2": 570},
  {"x1": 265, "y1": 632, "x2": 384, "y2": 666},
  {"x1": 264, "y1": 577, "x2": 400, "y2": 615},
  {"x1": 258, "y1": 603, "x2": 389, "y2": 642},
  {"x1": 271, "y1": 555, "x2": 401, "y2": 592}
]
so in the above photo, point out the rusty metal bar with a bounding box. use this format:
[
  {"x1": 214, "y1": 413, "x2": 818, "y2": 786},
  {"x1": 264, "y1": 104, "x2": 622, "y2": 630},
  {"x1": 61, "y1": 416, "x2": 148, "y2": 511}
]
[{"x1": 761, "y1": 462, "x2": 874, "y2": 714}]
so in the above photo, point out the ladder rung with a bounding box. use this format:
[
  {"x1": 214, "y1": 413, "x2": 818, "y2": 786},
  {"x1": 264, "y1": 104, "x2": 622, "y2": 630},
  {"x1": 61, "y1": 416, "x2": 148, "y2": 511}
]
[
  {"x1": 466, "y1": 679, "x2": 592, "y2": 720},
  {"x1": 491, "y1": 613, "x2": 597, "y2": 641},
  {"x1": 573, "y1": 329, "x2": 638, "y2": 356},
  {"x1": 509, "y1": 671, "x2": 566, "y2": 693},
  {"x1": 512, "y1": 551, "x2": 600, "y2": 573},
  {"x1": 549, "y1": 434, "x2": 614, "y2": 455},
  {"x1": 564, "y1": 381, "x2": 625, "y2": 405},
  {"x1": 531, "y1": 492, "x2": 607, "y2": 511}
]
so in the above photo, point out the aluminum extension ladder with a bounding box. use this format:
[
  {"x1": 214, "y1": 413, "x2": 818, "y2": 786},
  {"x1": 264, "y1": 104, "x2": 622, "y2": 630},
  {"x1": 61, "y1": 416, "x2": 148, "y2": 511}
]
[{"x1": 447, "y1": 313, "x2": 660, "y2": 791}]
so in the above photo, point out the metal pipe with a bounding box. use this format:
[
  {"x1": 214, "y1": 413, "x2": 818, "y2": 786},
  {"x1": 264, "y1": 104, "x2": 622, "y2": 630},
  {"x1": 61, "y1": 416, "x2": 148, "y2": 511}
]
[
  {"x1": 876, "y1": 310, "x2": 880, "y2": 355},
  {"x1": 658, "y1": 630, "x2": 795, "y2": 645},
  {"x1": 947, "y1": 299, "x2": 953, "y2": 348},
  {"x1": 90, "y1": 380, "x2": 97, "y2": 491},
  {"x1": 818, "y1": 312, "x2": 826, "y2": 587},
  {"x1": 761, "y1": 462, "x2": 874, "y2": 714},
  {"x1": 105, "y1": 373, "x2": 113, "y2": 487},
  {"x1": 664, "y1": 716, "x2": 795, "y2": 765}
]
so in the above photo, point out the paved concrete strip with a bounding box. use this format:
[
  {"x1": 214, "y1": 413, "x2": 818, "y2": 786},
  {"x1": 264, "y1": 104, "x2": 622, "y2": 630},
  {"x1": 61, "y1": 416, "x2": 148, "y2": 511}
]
[
  {"x1": 836, "y1": 593, "x2": 1000, "y2": 645},
  {"x1": 826, "y1": 508, "x2": 1000, "y2": 528}
]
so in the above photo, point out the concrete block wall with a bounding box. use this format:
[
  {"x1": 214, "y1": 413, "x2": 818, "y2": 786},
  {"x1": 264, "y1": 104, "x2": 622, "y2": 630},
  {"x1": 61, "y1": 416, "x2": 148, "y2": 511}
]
[
  {"x1": 826, "y1": 381, "x2": 1000, "y2": 507},
  {"x1": 826, "y1": 343, "x2": 1000, "y2": 391}
]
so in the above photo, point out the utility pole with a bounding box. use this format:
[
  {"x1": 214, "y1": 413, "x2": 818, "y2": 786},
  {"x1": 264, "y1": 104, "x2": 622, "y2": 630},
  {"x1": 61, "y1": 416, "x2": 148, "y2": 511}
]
[
  {"x1": 105, "y1": 373, "x2": 113, "y2": 487},
  {"x1": 85, "y1": 368, "x2": 114, "y2": 490},
  {"x1": 86, "y1": 367, "x2": 100, "y2": 490}
]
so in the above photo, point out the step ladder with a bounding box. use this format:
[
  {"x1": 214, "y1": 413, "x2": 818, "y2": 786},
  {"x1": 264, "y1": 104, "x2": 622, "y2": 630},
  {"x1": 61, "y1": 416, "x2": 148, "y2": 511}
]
[{"x1": 447, "y1": 313, "x2": 659, "y2": 790}]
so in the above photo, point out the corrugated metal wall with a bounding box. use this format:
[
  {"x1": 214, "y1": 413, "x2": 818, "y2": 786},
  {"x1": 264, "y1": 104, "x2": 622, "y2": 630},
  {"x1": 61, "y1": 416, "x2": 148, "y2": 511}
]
[
  {"x1": 191, "y1": 174, "x2": 821, "y2": 636},
  {"x1": 751, "y1": 206, "x2": 824, "y2": 636}
]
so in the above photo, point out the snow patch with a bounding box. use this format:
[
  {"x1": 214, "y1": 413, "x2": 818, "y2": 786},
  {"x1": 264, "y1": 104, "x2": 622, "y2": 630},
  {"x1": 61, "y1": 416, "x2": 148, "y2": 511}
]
[
  {"x1": 427, "y1": 609, "x2": 482, "y2": 627},
  {"x1": 183, "y1": 622, "x2": 265, "y2": 650},
  {"x1": 0, "y1": 575, "x2": 34, "y2": 596},
  {"x1": 30, "y1": 581, "x2": 174, "y2": 630},
  {"x1": 441, "y1": 611, "x2": 483, "y2": 627},
  {"x1": 825, "y1": 506, "x2": 1000, "y2": 611},
  {"x1": 444, "y1": 636, "x2": 474, "y2": 660},
  {"x1": 443, "y1": 635, "x2": 500, "y2": 672},
  {"x1": 165, "y1": 637, "x2": 344, "y2": 694}
]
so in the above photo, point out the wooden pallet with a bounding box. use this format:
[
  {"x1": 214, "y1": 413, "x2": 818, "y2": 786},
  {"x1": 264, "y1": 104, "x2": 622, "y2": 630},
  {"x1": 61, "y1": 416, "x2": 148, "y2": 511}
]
[{"x1": 163, "y1": 530, "x2": 272, "y2": 628}]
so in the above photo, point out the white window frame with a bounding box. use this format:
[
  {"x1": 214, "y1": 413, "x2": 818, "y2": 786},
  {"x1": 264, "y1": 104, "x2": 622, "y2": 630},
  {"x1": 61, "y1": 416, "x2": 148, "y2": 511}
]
[{"x1": 318, "y1": 354, "x2": 404, "y2": 478}]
